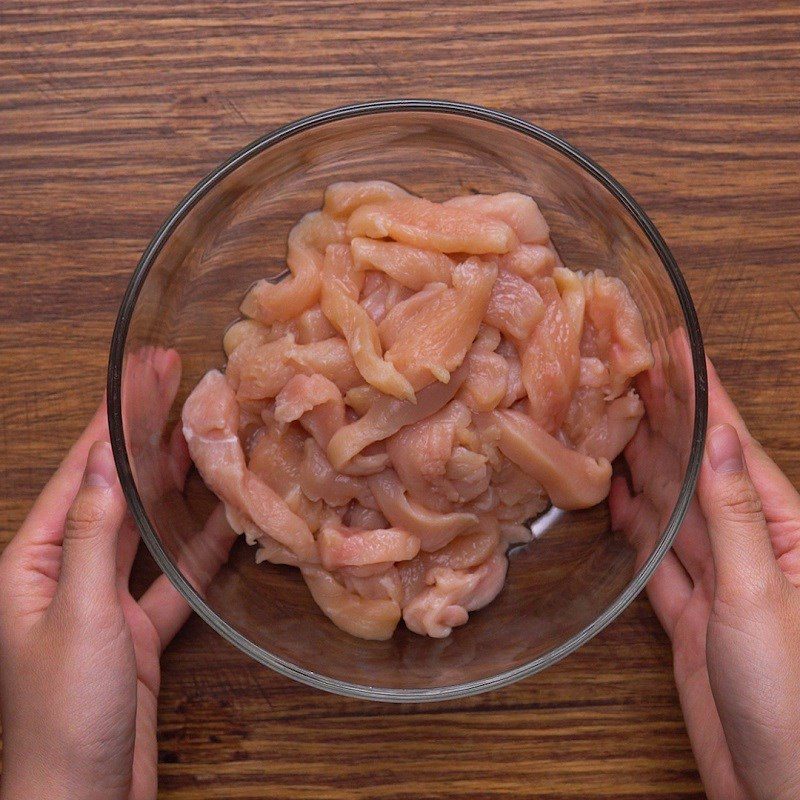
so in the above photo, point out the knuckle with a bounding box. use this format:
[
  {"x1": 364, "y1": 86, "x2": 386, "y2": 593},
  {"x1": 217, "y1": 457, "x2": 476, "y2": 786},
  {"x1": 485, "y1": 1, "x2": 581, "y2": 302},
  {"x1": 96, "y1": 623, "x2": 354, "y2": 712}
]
[
  {"x1": 65, "y1": 490, "x2": 108, "y2": 538},
  {"x1": 719, "y1": 483, "x2": 763, "y2": 522}
]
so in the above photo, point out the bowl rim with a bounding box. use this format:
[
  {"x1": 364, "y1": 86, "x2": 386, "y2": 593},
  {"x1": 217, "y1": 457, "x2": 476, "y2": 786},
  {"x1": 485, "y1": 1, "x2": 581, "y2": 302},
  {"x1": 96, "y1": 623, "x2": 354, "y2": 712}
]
[{"x1": 108, "y1": 98, "x2": 708, "y2": 702}]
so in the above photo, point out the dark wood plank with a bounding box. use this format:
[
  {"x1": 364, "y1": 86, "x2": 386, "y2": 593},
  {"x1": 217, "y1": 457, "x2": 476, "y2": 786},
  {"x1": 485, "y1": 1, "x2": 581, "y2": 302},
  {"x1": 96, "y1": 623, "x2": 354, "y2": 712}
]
[{"x1": 2, "y1": 1, "x2": 799, "y2": 797}]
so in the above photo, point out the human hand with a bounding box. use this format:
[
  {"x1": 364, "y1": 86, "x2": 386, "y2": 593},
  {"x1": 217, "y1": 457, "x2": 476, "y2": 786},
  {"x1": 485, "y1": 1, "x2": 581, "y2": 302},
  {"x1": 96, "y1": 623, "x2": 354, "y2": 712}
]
[
  {"x1": 611, "y1": 358, "x2": 800, "y2": 800},
  {"x1": 0, "y1": 349, "x2": 236, "y2": 800}
]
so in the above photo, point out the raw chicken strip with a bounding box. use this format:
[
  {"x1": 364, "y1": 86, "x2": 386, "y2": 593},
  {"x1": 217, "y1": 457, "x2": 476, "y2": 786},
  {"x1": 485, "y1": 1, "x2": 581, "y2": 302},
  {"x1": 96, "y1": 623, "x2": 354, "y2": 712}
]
[
  {"x1": 477, "y1": 408, "x2": 611, "y2": 510},
  {"x1": 377, "y1": 282, "x2": 448, "y2": 351},
  {"x1": 301, "y1": 566, "x2": 401, "y2": 641},
  {"x1": 402, "y1": 548, "x2": 508, "y2": 637},
  {"x1": 327, "y1": 361, "x2": 468, "y2": 471},
  {"x1": 320, "y1": 244, "x2": 415, "y2": 401},
  {"x1": 288, "y1": 337, "x2": 363, "y2": 392},
  {"x1": 241, "y1": 211, "x2": 346, "y2": 323},
  {"x1": 497, "y1": 337, "x2": 525, "y2": 408},
  {"x1": 323, "y1": 180, "x2": 411, "y2": 219},
  {"x1": 445, "y1": 192, "x2": 550, "y2": 244},
  {"x1": 351, "y1": 238, "x2": 454, "y2": 290},
  {"x1": 582, "y1": 270, "x2": 654, "y2": 395},
  {"x1": 565, "y1": 387, "x2": 645, "y2": 462},
  {"x1": 275, "y1": 373, "x2": 344, "y2": 449},
  {"x1": 485, "y1": 269, "x2": 544, "y2": 340},
  {"x1": 347, "y1": 197, "x2": 517, "y2": 254},
  {"x1": 499, "y1": 243, "x2": 557, "y2": 280},
  {"x1": 385, "y1": 258, "x2": 497, "y2": 388},
  {"x1": 299, "y1": 439, "x2": 373, "y2": 508},
  {"x1": 182, "y1": 370, "x2": 317, "y2": 561},
  {"x1": 360, "y1": 272, "x2": 413, "y2": 324},
  {"x1": 458, "y1": 327, "x2": 509, "y2": 413},
  {"x1": 368, "y1": 469, "x2": 479, "y2": 552},
  {"x1": 386, "y1": 400, "x2": 489, "y2": 512},
  {"x1": 397, "y1": 525, "x2": 501, "y2": 604},
  {"x1": 519, "y1": 276, "x2": 581, "y2": 431},
  {"x1": 227, "y1": 334, "x2": 295, "y2": 400},
  {"x1": 296, "y1": 306, "x2": 337, "y2": 344},
  {"x1": 318, "y1": 525, "x2": 420, "y2": 571},
  {"x1": 223, "y1": 318, "x2": 272, "y2": 357}
]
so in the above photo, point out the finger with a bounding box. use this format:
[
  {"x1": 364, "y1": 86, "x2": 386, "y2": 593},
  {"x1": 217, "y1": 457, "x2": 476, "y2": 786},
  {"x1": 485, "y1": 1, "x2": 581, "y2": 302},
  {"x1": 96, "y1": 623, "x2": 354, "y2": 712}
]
[
  {"x1": 707, "y1": 358, "x2": 800, "y2": 521},
  {"x1": 56, "y1": 441, "x2": 127, "y2": 609},
  {"x1": 645, "y1": 549, "x2": 692, "y2": 641},
  {"x1": 698, "y1": 423, "x2": 783, "y2": 600},
  {"x1": 671, "y1": 499, "x2": 713, "y2": 586},
  {"x1": 139, "y1": 503, "x2": 237, "y2": 651},
  {"x1": 15, "y1": 402, "x2": 108, "y2": 548},
  {"x1": 115, "y1": 514, "x2": 141, "y2": 588}
]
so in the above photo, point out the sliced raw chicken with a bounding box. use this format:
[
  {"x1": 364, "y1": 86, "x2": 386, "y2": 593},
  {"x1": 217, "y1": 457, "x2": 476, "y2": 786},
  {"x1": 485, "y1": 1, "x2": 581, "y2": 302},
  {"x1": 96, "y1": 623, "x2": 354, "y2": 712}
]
[
  {"x1": 485, "y1": 269, "x2": 544, "y2": 340},
  {"x1": 301, "y1": 566, "x2": 401, "y2": 640},
  {"x1": 347, "y1": 197, "x2": 517, "y2": 254},
  {"x1": 565, "y1": 387, "x2": 645, "y2": 462},
  {"x1": 368, "y1": 469, "x2": 479, "y2": 552},
  {"x1": 182, "y1": 370, "x2": 317, "y2": 561},
  {"x1": 497, "y1": 337, "x2": 525, "y2": 407},
  {"x1": 444, "y1": 192, "x2": 550, "y2": 244},
  {"x1": 476, "y1": 408, "x2": 611, "y2": 510},
  {"x1": 296, "y1": 305, "x2": 337, "y2": 344},
  {"x1": 387, "y1": 400, "x2": 489, "y2": 512},
  {"x1": 402, "y1": 548, "x2": 508, "y2": 637},
  {"x1": 288, "y1": 337, "x2": 363, "y2": 392},
  {"x1": 320, "y1": 244, "x2": 415, "y2": 401},
  {"x1": 458, "y1": 327, "x2": 509, "y2": 413},
  {"x1": 183, "y1": 183, "x2": 654, "y2": 641},
  {"x1": 582, "y1": 270, "x2": 654, "y2": 395},
  {"x1": 318, "y1": 524, "x2": 420, "y2": 571},
  {"x1": 351, "y1": 237, "x2": 454, "y2": 290},
  {"x1": 240, "y1": 211, "x2": 346, "y2": 323},
  {"x1": 327, "y1": 361, "x2": 468, "y2": 471},
  {"x1": 377, "y1": 282, "x2": 448, "y2": 351},
  {"x1": 299, "y1": 438, "x2": 373, "y2": 508},
  {"x1": 323, "y1": 180, "x2": 411, "y2": 219},
  {"x1": 518, "y1": 276, "x2": 581, "y2": 431},
  {"x1": 360, "y1": 271, "x2": 413, "y2": 324},
  {"x1": 499, "y1": 243, "x2": 557, "y2": 279},
  {"x1": 385, "y1": 257, "x2": 497, "y2": 388},
  {"x1": 227, "y1": 334, "x2": 295, "y2": 400}
]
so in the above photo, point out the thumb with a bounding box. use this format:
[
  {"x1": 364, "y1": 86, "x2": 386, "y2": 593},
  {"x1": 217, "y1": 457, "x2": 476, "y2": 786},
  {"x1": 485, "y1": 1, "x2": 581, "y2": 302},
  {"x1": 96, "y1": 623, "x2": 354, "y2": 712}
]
[
  {"x1": 698, "y1": 423, "x2": 783, "y2": 601},
  {"x1": 58, "y1": 440, "x2": 126, "y2": 609}
]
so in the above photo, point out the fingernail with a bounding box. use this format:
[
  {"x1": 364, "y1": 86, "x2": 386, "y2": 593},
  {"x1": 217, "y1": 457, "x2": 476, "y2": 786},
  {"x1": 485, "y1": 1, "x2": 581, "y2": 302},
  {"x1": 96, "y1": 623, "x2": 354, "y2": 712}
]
[
  {"x1": 707, "y1": 423, "x2": 744, "y2": 474},
  {"x1": 85, "y1": 441, "x2": 117, "y2": 489}
]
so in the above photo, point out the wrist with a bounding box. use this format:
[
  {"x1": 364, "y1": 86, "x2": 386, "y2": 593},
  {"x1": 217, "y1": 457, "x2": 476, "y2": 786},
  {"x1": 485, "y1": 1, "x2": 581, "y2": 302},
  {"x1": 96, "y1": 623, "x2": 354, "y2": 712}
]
[{"x1": 1, "y1": 756, "x2": 128, "y2": 800}]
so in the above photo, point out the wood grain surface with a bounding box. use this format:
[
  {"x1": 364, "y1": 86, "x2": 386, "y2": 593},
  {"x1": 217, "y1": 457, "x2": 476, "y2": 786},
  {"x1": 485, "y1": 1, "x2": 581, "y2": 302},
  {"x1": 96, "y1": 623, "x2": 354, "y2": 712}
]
[{"x1": 2, "y1": 2, "x2": 799, "y2": 798}]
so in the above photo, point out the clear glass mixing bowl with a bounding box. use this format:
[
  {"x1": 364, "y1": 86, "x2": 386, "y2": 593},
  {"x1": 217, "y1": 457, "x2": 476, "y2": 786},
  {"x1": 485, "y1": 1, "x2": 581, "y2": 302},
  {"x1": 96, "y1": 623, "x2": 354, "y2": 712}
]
[{"x1": 108, "y1": 100, "x2": 707, "y2": 701}]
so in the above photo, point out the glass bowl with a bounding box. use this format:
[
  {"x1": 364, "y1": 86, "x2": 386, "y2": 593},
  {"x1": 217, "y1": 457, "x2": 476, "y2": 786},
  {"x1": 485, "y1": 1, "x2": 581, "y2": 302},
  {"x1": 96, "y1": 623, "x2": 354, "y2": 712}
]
[{"x1": 108, "y1": 100, "x2": 706, "y2": 702}]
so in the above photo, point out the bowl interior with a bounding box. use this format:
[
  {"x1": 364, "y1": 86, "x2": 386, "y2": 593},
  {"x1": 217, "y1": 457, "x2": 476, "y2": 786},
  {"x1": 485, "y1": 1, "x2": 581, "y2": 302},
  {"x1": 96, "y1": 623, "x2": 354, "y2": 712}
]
[{"x1": 111, "y1": 104, "x2": 704, "y2": 700}]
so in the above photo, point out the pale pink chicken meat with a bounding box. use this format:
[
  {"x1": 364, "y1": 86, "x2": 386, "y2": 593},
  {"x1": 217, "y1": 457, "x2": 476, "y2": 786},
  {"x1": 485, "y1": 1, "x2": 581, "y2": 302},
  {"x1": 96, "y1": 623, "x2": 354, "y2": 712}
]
[
  {"x1": 347, "y1": 197, "x2": 517, "y2": 254},
  {"x1": 485, "y1": 268, "x2": 544, "y2": 340},
  {"x1": 323, "y1": 180, "x2": 411, "y2": 219},
  {"x1": 182, "y1": 181, "x2": 654, "y2": 641},
  {"x1": 384, "y1": 257, "x2": 497, "y2": 388},
  {"x1": 351, "y1": 237, "x2": 454, "y2": 290},
  {"x1": 444, "y1": 192, "x2": 550, "y2": 245},
  {"x1": 182, "y1": 370, "x2": 317, "y2": 562},
  {"x1": 320, "y1": 244, "x2": 415, "y2": 401},
  {"x1": 368, "y1": 469, "x2": 479, "y2": 552},
  {"x1": 318, "y1": 524, "x2": 420, "y2": 571},
  {"x1": 240, "y1": 210, "x2": 346, "y2": 324}
]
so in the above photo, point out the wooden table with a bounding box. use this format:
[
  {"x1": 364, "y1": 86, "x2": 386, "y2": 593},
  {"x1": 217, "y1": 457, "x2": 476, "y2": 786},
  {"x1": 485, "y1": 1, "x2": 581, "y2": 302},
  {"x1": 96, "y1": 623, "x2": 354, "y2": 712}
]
[{"x1": 2, "y1": 2, "x2": 799, "y2": 797}]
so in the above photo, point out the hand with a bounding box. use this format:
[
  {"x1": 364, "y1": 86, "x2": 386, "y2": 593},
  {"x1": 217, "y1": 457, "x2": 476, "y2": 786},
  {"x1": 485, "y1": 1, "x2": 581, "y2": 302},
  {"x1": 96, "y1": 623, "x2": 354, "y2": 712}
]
[
  {"x1": 0, "y1": 349, "x2": 236, "y2": 800},
  {"x1": 612, "y1": 358, "x2": 800, "y2": 800}
]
